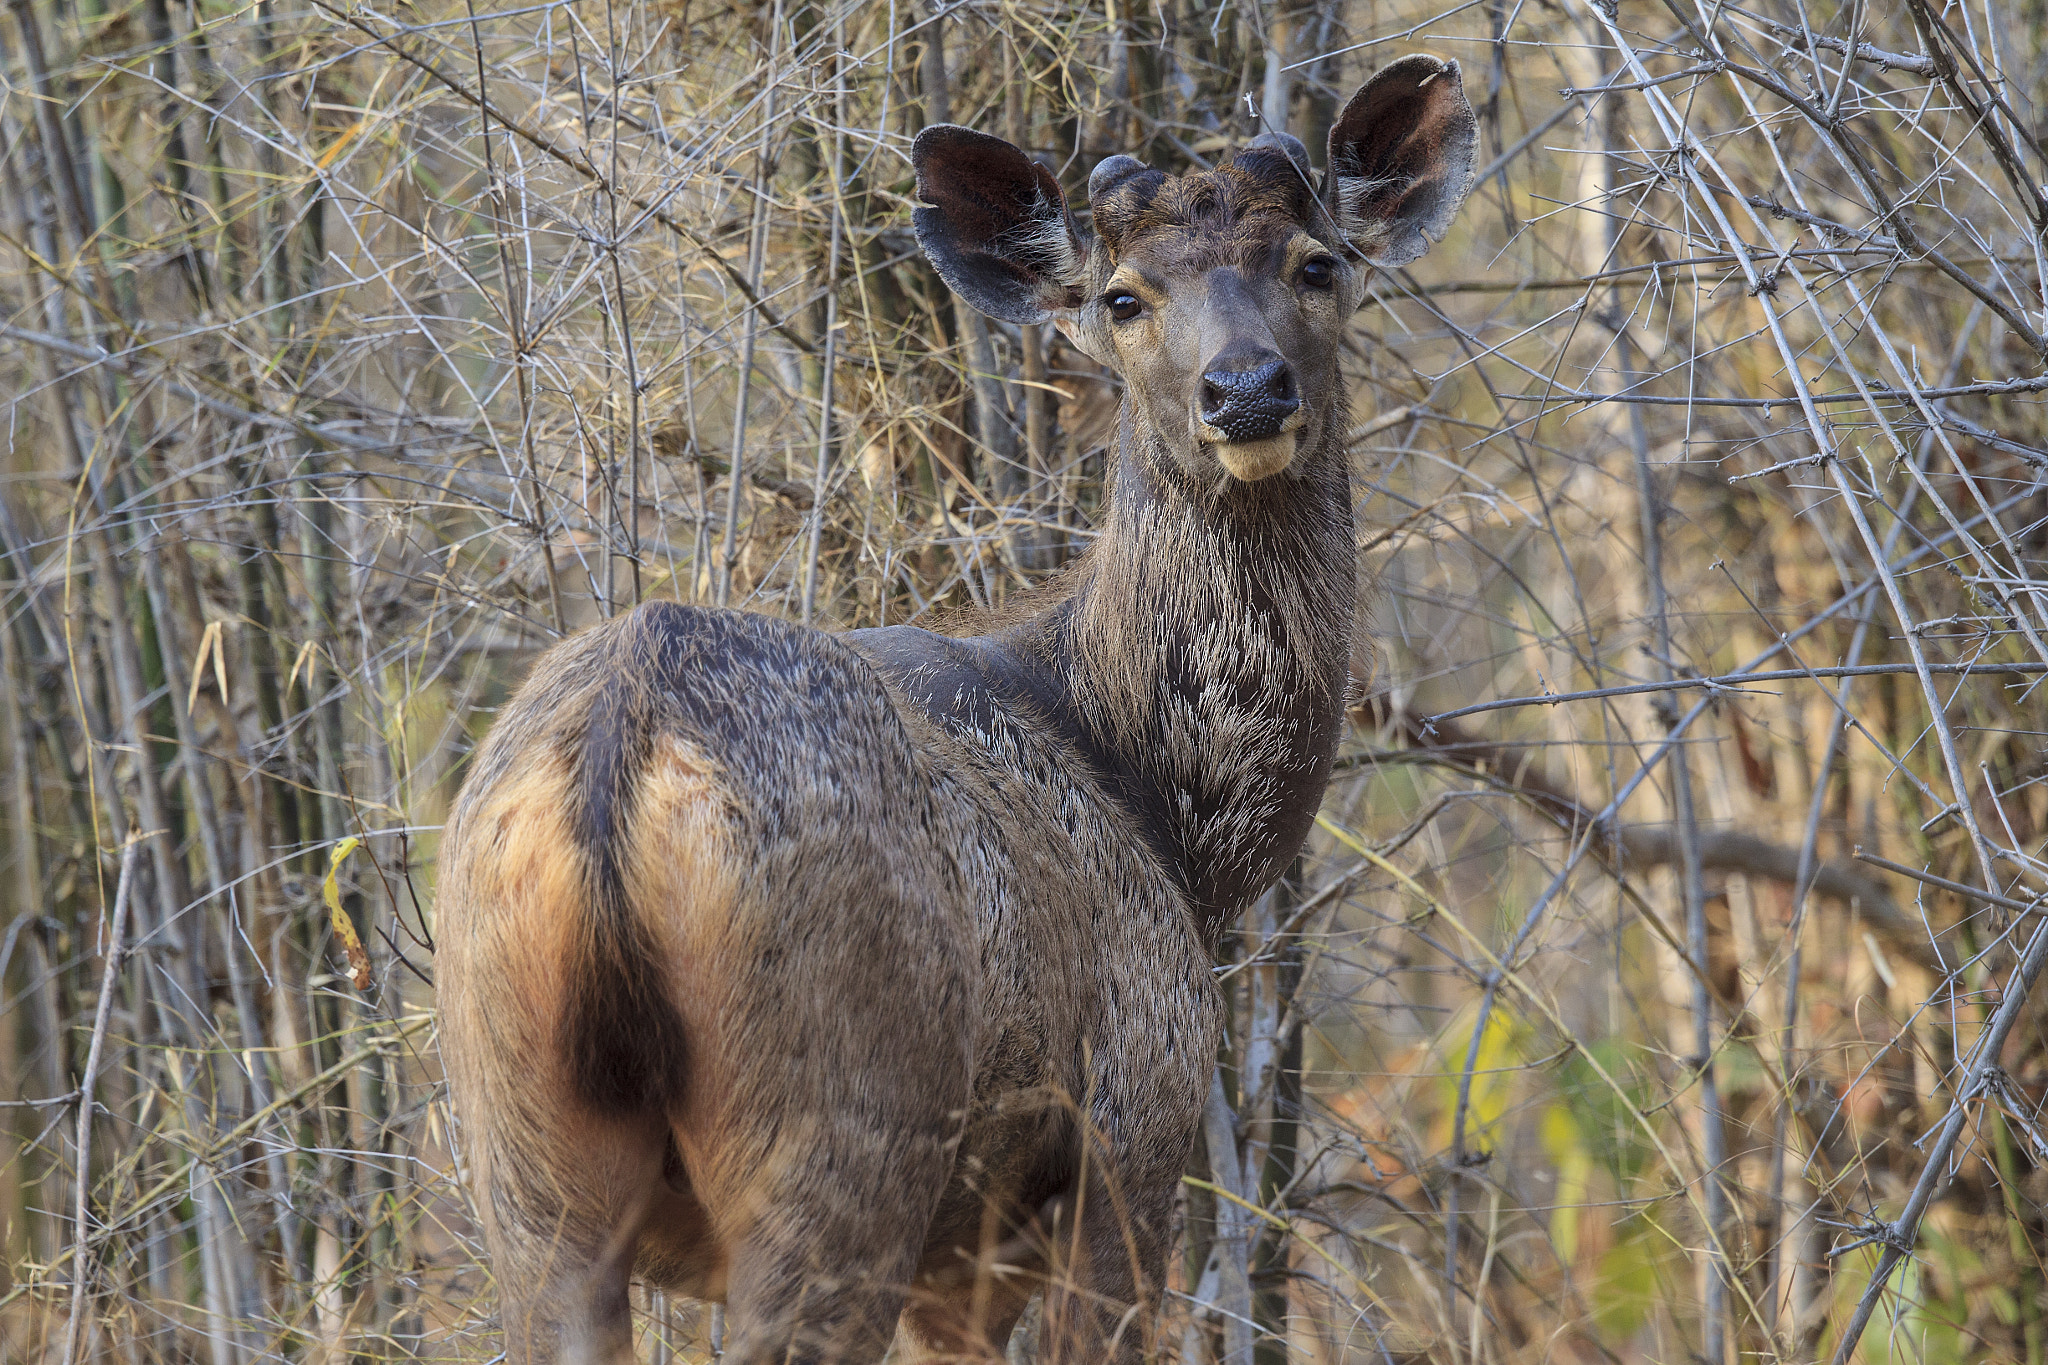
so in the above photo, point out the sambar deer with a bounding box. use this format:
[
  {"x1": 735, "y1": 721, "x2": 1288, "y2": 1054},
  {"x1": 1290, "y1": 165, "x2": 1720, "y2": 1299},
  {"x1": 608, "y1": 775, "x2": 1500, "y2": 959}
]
[{"x1": 436, "y1": 54, "x2": 1475, "y2": 1364}]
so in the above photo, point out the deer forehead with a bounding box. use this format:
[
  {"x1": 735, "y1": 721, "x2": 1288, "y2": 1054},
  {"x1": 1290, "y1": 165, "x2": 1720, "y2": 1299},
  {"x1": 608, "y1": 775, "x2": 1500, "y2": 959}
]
[
  {"x1": 1105, "y1": 230, "x2": 1329, "y2": 300},
  {"x1": 1092, "y1": 152, "x2": 1330, "y2": 273}
]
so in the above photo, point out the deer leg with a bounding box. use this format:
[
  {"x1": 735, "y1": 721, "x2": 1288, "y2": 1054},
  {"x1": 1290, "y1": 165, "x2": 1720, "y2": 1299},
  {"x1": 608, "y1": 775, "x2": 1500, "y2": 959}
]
[
  {"x1": 469, "y1": 1110, "x2": 668, "y2": 1365},
  {"x1": 717, "y1": 1241, "x2": 909, "y2": 1365},
  {"x1": 631, "y1": 1138, "x2": 724, "y2": 1298},
  {"x1": 1035, "y1": 1162, "x2": 1182, "y2": 1365},
  {"x1": 897, "y1": 1271, "x2": 1039, "y2": 1363},
  {"x1": 706, "y1": 1126, "x2": 948, "y2": 1365},
  {"x1": 675, "y1": 994, "x2": 971, "y2": 1364},
  {"x1": 896, "y1": 1194, "x2": 1065, "y2": 1362}
]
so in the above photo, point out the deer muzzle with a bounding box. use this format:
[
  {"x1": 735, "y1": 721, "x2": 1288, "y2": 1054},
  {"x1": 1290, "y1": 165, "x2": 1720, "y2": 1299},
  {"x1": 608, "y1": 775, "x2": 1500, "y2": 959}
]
[{"x1": 1197, "y1": 351, "x2": 1308, "y2": 481}]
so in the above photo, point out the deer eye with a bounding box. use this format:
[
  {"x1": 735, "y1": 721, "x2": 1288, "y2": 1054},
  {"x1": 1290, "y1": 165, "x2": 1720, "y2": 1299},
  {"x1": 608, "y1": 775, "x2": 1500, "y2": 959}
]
[
  {"x1": 1300, "y1": 258, "x2": 1338, "y2": 291},
  {"x1": 1106, "y1": 291, "x2": 1144, "y2": 322}
]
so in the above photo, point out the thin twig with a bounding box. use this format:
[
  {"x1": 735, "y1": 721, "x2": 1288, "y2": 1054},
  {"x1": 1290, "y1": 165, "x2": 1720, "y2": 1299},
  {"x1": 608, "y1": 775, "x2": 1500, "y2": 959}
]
[
  {"x1": 1421, "y1": 661, "x2": 2048, "y2": 729},
  {"x1": 61, "y1": 838, "x2": 140, "y2": 1365},
  {"x1": 1854, "y1": 849, "x2": 2045, "y2": 915}
]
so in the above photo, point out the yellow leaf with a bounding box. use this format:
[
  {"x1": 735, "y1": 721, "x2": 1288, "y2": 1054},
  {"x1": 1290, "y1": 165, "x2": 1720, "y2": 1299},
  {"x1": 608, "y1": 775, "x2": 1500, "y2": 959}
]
[
  {"x1": 285, "y1": 639, "x2": 317, "y2": 697},
  {"x1": 323, "y1": 837, "x2": 371, "y2": 991},
  {"x1": 1541, "y1": 1103, "x2": 1593, "y2": 1263},
  {"x1": 317, "y1": 119, "x2": 364, "y2": 170},
  {"x1": 1434, "y1": 1004, "x2": 1526, "y2": 1149},
  {"x1": 1539, "y1": 1102, "x2": 1581, "y2": 1166},
  {"x1": 1469, "y1": 1005, "x2": 1522, "y2": 1134},
  {"x1": 187, "y1": 620, "x2": 228, "y2": 712}
]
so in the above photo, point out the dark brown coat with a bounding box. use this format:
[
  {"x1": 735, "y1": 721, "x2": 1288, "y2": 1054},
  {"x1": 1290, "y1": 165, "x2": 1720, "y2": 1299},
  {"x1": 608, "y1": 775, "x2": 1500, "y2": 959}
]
[{"x1": 435, "y1": 55, "x2": 1476, "y2": 1365}]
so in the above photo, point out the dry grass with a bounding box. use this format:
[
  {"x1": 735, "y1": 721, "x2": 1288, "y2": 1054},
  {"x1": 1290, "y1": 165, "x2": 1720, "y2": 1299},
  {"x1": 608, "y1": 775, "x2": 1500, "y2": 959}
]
[{"x1": 3, "y1": 0, "x2": 2047, "y2": 1361}]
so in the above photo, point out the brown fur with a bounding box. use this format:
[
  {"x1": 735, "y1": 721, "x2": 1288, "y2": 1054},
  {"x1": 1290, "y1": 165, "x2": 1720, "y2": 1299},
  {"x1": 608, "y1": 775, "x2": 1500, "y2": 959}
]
[
  {"x1": 1090, "y1": 144, "x2": 1319, "y2": 265},
  {"x1": 436, "y1": 56, "x2": 1476, "y2": 1365}
]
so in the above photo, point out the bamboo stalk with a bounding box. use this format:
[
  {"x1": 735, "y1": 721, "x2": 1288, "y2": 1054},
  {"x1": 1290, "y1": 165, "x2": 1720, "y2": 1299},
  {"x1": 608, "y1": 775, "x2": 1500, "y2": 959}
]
[
  {"x1": 716, "y1": 0, "x2": 784, "y2": 608},
  {"x1": 801, "y1": 13, "x2": 847, "y2": 625},
  {"x1": 2, "y1": 0, "x2": 2047, "y2": 1357}
]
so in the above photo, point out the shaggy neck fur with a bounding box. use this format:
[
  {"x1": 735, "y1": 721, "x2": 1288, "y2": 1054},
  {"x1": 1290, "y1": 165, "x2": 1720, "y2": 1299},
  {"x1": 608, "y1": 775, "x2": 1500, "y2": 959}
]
[{"x1": 1000, "y1": 391, "x2": 1356, "y2": 936}]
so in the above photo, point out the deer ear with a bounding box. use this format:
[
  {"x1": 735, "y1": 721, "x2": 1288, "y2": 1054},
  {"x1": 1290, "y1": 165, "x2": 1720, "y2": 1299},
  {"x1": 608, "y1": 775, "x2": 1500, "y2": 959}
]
[
  {"x1": 1323, "y1": 55, "x2": 1477, "y2": 269},
  {"x1": 912, "y1": 125, "x2": 1090, "y2": 325}
]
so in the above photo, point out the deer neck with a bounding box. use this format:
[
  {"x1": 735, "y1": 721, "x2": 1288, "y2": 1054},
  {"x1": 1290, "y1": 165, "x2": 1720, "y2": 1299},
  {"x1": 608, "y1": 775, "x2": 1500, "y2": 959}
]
[{"x1": 1026, "y1": 392, "x2": 1357, "y2": 935}]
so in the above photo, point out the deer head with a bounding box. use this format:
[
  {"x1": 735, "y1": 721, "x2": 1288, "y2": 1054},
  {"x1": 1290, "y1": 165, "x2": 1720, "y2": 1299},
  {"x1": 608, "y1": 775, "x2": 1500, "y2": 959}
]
[{"x1": 911, "y1": 54, "x2": 1477, "y2": 489}]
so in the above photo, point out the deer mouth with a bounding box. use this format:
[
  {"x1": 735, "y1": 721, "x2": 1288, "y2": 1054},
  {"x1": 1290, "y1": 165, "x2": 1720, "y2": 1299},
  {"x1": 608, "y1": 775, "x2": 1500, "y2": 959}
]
[{"x1": 1200, "y1": 411, "x2": 1309, "y2": 482}]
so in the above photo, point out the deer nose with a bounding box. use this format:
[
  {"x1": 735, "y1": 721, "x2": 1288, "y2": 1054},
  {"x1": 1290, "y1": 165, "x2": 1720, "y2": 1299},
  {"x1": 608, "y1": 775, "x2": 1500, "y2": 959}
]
[{"x1": 1199, "y1": 353, "x2": 1299, "y2": 442}]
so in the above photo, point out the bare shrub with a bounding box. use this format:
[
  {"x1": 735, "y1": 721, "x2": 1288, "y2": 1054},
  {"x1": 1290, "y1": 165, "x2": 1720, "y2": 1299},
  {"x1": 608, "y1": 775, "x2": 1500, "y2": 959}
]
[{"x1": 2, "y1": 0, "x2": 2045, "y2": 1361}]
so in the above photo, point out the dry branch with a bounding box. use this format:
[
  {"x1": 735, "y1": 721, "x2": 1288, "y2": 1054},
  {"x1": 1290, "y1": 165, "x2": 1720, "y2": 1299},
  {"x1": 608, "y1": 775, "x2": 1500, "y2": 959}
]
[{"x1": 5, "y1": 0, "x2": 2047, "y2": 1359}]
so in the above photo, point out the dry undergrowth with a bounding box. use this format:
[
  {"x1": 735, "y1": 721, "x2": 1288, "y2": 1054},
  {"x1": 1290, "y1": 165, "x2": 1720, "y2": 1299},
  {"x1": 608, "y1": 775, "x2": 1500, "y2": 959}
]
[{"x1": 3, "y1": 0, "x2": 2047, "y2": 1361}]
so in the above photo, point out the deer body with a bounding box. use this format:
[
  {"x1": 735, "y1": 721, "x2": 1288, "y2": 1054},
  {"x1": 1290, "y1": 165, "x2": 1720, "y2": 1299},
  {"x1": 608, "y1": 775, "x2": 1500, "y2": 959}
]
[{"x1": 436, "y1": 56, "x2": 1475, "y2": 1364}]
